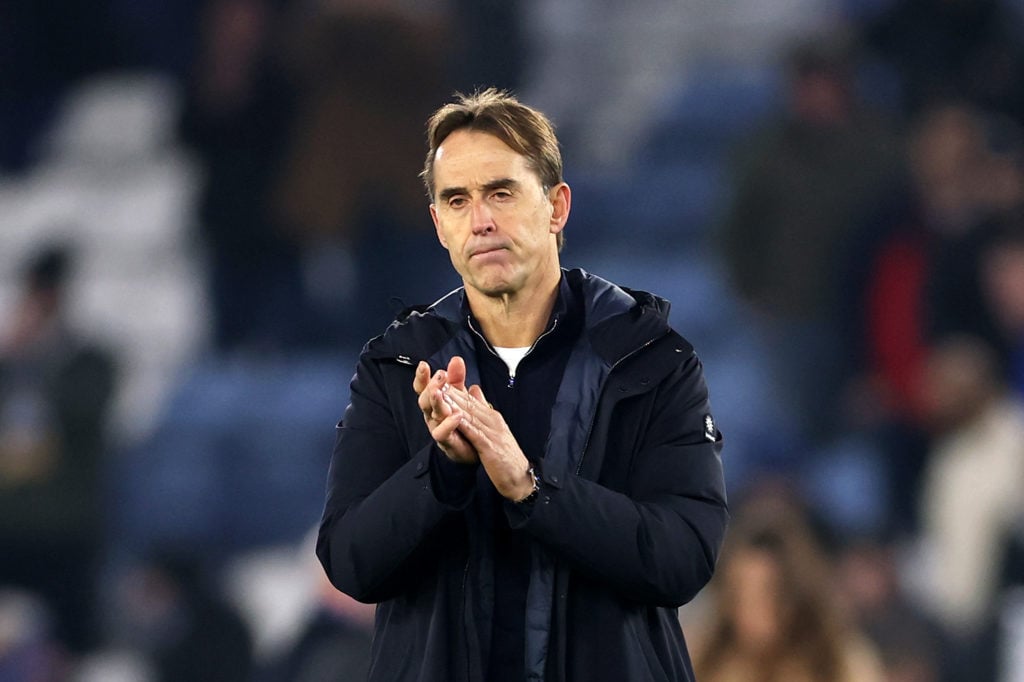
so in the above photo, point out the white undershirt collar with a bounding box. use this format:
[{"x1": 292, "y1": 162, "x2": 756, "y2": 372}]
[{"x1": 493, "y1": 346, "x2": 530, "y2": 378}]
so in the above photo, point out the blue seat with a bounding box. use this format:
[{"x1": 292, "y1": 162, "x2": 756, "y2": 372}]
[
  {"x1": 110, "y1": 354, "x2": 355, "y2": 556},
  {"x1": 640, "y1": 62, "x2": 784, "y2": 166}
]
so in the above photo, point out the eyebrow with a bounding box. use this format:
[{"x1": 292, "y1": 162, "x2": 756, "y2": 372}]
[{"x1": 437, "y1": 178, "x2": 521, "y2": 203}]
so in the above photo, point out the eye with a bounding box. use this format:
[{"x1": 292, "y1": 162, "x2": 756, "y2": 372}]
[
  {"x1": 491, "y1": 189, "x2": 513, "y2": 201},
  {"x1": 447, "y1": 196, "x2": 468, "y2": 209}
]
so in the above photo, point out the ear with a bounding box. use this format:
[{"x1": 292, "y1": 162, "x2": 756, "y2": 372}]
[
  {"x1": 429, "y1": 204, "x2": 449, "y2": 249},
  {"x1": 548, "y1": 183, "x2": 571, "y2": 237}
]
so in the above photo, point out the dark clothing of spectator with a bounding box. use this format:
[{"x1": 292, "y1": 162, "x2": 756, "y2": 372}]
[
  {"x1": 0, "y1": 332, "x2": 116, "y2": 652},
  {"x1": 178, "y1": 19, "x2": 305, "y2": 352},
  {"x1": 260, "y1": 610, "x2": 373, "y2": 682}
]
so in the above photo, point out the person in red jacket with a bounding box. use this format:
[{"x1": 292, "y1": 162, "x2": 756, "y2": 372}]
[{"x1": 316, "y1": 89, "x2": 728, "y2": 682}]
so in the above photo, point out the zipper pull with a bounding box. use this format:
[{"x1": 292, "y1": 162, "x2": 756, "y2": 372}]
[{"x1": 507, "y1": 374, "x2": 515, "y2": 389}]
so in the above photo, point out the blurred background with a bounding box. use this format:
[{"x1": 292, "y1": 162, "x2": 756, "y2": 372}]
[{"x1": 3, "y1": 0, "x2": 1024, "y2": 680}]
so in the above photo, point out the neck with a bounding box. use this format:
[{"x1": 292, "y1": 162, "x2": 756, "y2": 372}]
[{"x1": 465, "y1": 270, "x2": 560, "y2": 347}]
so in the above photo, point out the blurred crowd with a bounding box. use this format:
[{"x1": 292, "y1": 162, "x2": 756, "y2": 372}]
[{"x1": 4, "y1": 0, "x2": 1024, "y2": 680}]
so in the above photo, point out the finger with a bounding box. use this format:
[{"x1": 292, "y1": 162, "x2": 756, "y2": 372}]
[
  {"x1": 446, "y1": 356, "x2": 467, "y2": 391},
  {"x1": 468, "y1": 384, "x2": 487, "y2": 405},
  {"x1": 451, "y1": 397, "x2": 490, "y2": 441},
  {"x1": 442, "y1": 385, "x2": 469, "y2": 411},
  {"x1": 430, "y1": 411, "x2": 464, "y2": 442},
  {"x1": 435, "y1": 387, "x2": 457, "y2": 420},
  {"x1": 454, "y1": 409, "x2": 493, "y2": 453},
  {"x1": 417, "y1": 375, "x2": 436, "y2": 413},
  {"x1": 432, "y1": 414, "x2": 479, "y2": 464},
  {"x1": 420, "y1": 386, "x2": 451, "y2": 425},
  {"x1": 412, "y1": 361, "x2": 431, "y2": 394},
  {"x1": 417, "y1": 369, "x2": 447, "y2": 415},
  {"x1": 447, "y1": 386, "x2": 490, "y2": 418}
]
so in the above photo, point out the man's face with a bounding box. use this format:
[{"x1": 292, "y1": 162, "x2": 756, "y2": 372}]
[{"x1": 429, "y1": 129, "x2": 568, "y2": 299}]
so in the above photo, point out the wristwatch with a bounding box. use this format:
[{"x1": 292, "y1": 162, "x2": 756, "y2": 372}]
[{"x1": 515, "y1": 465, "x2": 541, "y2": 504}]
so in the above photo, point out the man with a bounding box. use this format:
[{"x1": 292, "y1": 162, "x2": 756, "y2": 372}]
[
  {"x1": 316, "y1": 89, "x2": 728, "y2": 682},
  {"x1": 718, "y1": 36, "x2": 902, "y2": 446},
  {"x1": 0, "y1": 243, "x2": 118, "y2": 653}
]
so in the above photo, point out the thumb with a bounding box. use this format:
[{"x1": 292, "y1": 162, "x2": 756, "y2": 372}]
[{"x1": 446, "y1": 356, "x2": 468, "y2": 390}]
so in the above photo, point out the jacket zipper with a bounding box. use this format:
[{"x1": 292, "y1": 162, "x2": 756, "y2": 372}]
[
  {"x1": 574, "y1": 332, "x2": 666, "y2": 476},
  {"x1": 468, "y1": 315, "x2": 559, "y2": 389}
]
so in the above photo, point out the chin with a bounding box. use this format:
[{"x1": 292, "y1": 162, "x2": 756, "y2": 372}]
[
  {"x1": 466, "y1": 269, "x2": 522, "y2": 297},
  {"x1": 473, "y1": 282, "x2": 515, "y2": 298}
]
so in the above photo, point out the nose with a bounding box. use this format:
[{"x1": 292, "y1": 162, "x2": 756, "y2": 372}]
[{"x1": 471, "y1": 199, "x2": 495, "y2": 234}]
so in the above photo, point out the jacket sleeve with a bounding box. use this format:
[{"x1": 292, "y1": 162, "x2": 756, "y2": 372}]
[
  {"x1": 315, "y1": 352, "x2": 470, "y2": 603},
  {"x1": 507, "y1": 351, "x2": 728, "y2": 607}
]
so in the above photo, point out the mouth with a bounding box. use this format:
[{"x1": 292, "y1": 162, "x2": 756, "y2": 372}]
[{"x1": 469, "y1": 244, "x2": 509, "y2": 259}]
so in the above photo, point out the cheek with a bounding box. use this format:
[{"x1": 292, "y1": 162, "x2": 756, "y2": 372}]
[
  {"x1": 434, "y1": 217, "x2": 463, "y2": 250},
  {"x1": 515, "y1": 205, "x2": 555, "y2": 241}
]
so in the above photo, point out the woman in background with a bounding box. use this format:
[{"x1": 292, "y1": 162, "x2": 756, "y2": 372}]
[{"x1": 691, "y1": 487, "x2": 884, "y2": 682}]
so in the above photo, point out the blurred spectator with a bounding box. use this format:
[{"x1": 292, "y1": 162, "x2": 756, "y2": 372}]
[
  {"x1": 0, "y1": 589, "x2": 66, "y2": 682},
  {"x1": 927, "y1": 112, "x2": 1024, "y2": 358},
  {"x1": 272, "y1": 1, "x2": 455, "y2": 345},
  {"x1": 690, "y1": 484, "x2": 885, "y2": 682},
  {"x1": 978, "y1": 213, "x2": 1024, "y2": 394},
  {"x1": 0, "y1": 243, "x2": 117, "y2": 654},
  {"x1": 272, "y1": 2, "x2": 444, "y2": 244},
  {"x1": 718, "y1": 33, "x2": 903, "y2": 445},
  {"x1": 178, "y1": 0, "x2": 306, "y2": 353},
  {"x1": 846, "y1": 103, "x2": 987, "y2": 425},
  {"x1": 840, "y1": 102, "x2": 1016, "y2": 534},
  {"x1": 859, "y1": 0, "x2": 1024, "y2": 122},
  {"x1": 915, "y1": 336, "x2": 1024, "y2": 652},
  {"x1": 112, "y1": 551, "x2": 254, "y2": 682},
  {"x1": 836, "y1": 538, "x2": 951, "y2": 682},
  {"x1": 258, "y1": 546, "x2": 374, "y2": 682},
  {"x1": 181, "y1": 0, "x2": 457, "y2": 353}
]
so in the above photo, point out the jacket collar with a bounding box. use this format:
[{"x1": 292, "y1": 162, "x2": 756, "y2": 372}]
[
  {"x1": 568, "y1": 268, "x2": 673, "y2": 366},
  {"x1": 433, "y1": 265, "x2": 667, "y2": 325},
  {"x1": 382, "y1": 268, "x2": 672, "y2": 367},
  {"x1": 426, "y1": 268, "x2": 640, "y2": 323}
]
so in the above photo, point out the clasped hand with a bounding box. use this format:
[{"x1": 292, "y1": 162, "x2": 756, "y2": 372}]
[{"x1": 414, "y1": 357, "x2": 535, "y2": 501}]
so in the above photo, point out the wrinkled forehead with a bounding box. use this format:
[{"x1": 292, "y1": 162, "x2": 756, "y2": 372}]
[{"x1": 432, "y1": 129, "x2": 543, "y2": 192}]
